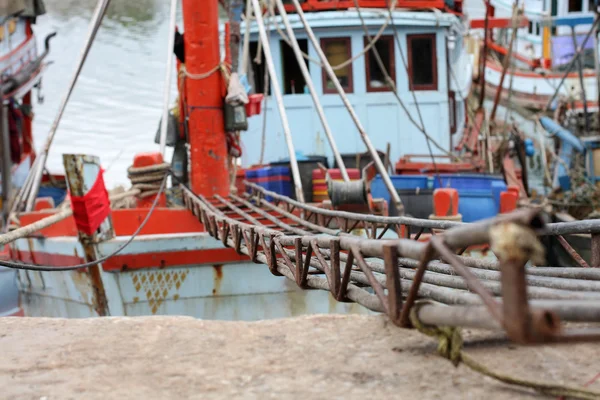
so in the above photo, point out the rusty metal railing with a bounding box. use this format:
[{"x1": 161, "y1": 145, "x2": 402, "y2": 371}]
[{"x1": 181, "y1": 183, "x2": 600, "y2": 345}]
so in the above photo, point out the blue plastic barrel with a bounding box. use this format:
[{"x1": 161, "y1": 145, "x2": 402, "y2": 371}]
[
  {"x1": 370, "y1": 175, "x2": 429, "y2": 201},
  {"x1": 457, "y1": 191, "x2": 498, "y2": 222}
]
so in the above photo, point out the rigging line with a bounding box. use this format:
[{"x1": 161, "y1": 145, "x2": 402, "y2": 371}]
[
  {"x1": 25, "y1": 0, "x2": 112, "y2": 212},
  {"x1": 259, "y1": 3, "x2": 273, "y2": 165},
  {"x1": 275, "y1": 0, "x2": 350, "y2": 181},
  {"x1": 354, "y1": 0, "x2": 458, "y2": 161},
  {"x1": 0, "y1": 176, "x2": 168, "y2": 272},
  {"x1": 381, "y1": 0, "x2": 444, "y2": 181}
]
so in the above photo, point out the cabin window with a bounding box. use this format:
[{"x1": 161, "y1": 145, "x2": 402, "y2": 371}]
[
  {"x1": 569, "y1": 0, "x2": 582, "y2": 12},
  {"x1": 281, "y1": 39, "x2": 310, "y2": 94},
  {"x1": 320, "y1": 37, "x2": 353, "y2": 93},
  {"x1": 249, "y1": 41, "x2": 270, "y2": 95},
  {"x1": 407, "y1": 34, "x2": 437, "y2": 91},
  {"x1": 364, "y1": 35, "x2": 396, "y2": 92},
  {"x1": 589, "y1": 0, "x2": 596, "y2": 12}
]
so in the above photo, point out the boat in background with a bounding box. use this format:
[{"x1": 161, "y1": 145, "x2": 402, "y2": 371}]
[
  {"x1": 0, "y1": 0, "x2": 55, "y2": 317},
  {"x1": 473, "y1": 0, "x2": 600, "y2": 113}
]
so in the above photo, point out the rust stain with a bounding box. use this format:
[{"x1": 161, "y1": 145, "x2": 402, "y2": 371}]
[
  {"x1": 213, "y1": 265, "x2": 223, "y2": 295},
  {"x1": 70, "y1": 268, "x2": 94, "y2": 305}
]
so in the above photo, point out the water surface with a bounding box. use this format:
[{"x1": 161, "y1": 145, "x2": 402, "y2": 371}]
[{"x1": 32, "y1": 0, "x2": 184, "y2": 187}]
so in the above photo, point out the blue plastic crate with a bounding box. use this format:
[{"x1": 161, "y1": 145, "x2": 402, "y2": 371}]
[
  {"x1": 266, "y1": 166, "x2": 292, "y2": 199},
  {"x1": 253, "y1": 166, "x2": 292, "y2": 201},
  {"x1": 244, "y1": 169, "x2": 260, "y2": 193},
  {"x1": 370, "y1": 175, "x2": 429, "y2": 203}
]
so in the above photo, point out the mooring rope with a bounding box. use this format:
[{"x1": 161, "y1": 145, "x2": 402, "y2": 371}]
[
  {"x1": 409, "y1": 305, "x2": 600, "y2": 400},
  {"x1": 0, "y1": 176, "x2": 168, "y2": 272}
]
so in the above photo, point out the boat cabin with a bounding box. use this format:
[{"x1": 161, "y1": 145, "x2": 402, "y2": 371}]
[{"x1": 241, "y1": 7, "x2": 472, "y2": 169}]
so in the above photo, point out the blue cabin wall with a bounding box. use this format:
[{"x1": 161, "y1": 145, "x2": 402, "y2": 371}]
[{"x1": 241, "y1": 20, "x2": 458, "y2": 169}]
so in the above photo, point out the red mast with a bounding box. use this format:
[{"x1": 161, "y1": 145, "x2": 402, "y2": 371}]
[{"x1": 182, "y1": 0, "x2": 230, "y2": 196}]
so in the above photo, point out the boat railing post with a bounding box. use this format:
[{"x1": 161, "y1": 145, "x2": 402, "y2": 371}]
[{"x1": 63, "y1": 154, "x2": 114, "y2": 316}]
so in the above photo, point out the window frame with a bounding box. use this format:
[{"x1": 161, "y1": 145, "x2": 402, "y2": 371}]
[
  {"x1": 406, "y1": 33, "x2": 438, "y2": 91},
  {"x1": 364, "y1": 35, "x2": 396, "y2": 93},
  {"x1": 320, "y1": 37, "x2": 354, "y2": 94}
]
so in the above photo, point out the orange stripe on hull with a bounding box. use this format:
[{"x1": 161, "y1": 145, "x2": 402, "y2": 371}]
[
  {"x1": 19, "y1": 208, "x2": 205, "y2": 238},
  {"x1": 102, "y1": 248, "x2": 249, "y2": 271}
]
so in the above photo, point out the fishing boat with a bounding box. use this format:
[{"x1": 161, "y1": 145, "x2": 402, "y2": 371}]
[
  {"x1": 0, "y1": 0, "x2": 54, "y2": 317},
  {"x1": 474, "y1": 0, "x2": 600, "y2": 113},
  {"x1": 2, "y1": 0, "x2": 495, "y2": 319}
]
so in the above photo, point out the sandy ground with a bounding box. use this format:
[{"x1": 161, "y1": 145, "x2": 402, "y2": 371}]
[{"x1": 0, "y1": 315, "x2": 599, "y2": 399}]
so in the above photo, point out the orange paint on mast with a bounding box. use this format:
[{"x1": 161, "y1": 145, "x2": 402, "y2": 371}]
[{"x1": 182, "y1": 0, "x2": 230, "y2": 196}]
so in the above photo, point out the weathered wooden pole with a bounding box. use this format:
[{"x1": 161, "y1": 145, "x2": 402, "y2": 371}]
[
  {"x1": 0, "y1": 88, "x2": 11, "y2": 224},
  {"x1": 63, "y1": 154, "x2": 114, "y2": 316}
]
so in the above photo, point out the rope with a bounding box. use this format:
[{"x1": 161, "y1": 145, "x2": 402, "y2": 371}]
[
  {"x1": 0, "y1": 176, "x2": 168, "y2": 272},
  {"x1": 409, "y1": 305, "x2": 600, "y2": 400},
  {"x1": 180, "y1": 63, "x2": 228, "y2": 80},
  {"x1": 128, "y1": 162, "x2": 170, "y2": 199}
]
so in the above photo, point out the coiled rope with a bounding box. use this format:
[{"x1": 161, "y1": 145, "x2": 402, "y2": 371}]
[
  {"x1": 409, "y1": 303, "x2": 600, "y2": 400},
  {"x1": 0, "y1": 176, "x2": 168, "y2": 272},
  {"x1": 127, "y1": 162, "x2": 171, "y2": 199}
]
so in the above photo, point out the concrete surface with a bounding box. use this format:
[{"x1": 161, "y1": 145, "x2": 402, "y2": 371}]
[{"x1": 0, "y1": 315, "x2": 599, "y2": 399}]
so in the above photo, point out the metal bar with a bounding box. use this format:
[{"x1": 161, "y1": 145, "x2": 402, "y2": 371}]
[
  {"x1": 274, "y1": 0, "x2": 349, "y2": 182},
  {"x1": 25, "y1": 0, "x2": 112, "y2": 211},
  {"x1": 251, "y1": 0, "x2": 305, "y2": 202},
  {"x1": 215, "y1": 194, "x2": 263, "y2": 226},
  {"x1": 181, "y1": 185, "x2": 600, "y2": 341},
  {"x1": 499, "y1": 257, "x2": 531, "y2": 342},
  {"x1": 290, "y1": 0, "x2": 404, "y2": 213},
  {"x1": 557, "y1": 235, "x2": 591, "y2": 268},
  {"x1": 432, "y1": 237, "x2": 504, "y2": 323},
  {"x1": 245, "y1": 181, "x2": 600, "y2": 237}
]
